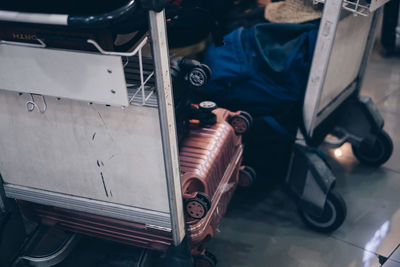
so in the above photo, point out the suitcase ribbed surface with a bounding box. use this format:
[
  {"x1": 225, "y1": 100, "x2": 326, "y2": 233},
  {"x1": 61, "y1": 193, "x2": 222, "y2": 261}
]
[{"x1": 180, "y1": 109, "x2": 240, "y2": 199}]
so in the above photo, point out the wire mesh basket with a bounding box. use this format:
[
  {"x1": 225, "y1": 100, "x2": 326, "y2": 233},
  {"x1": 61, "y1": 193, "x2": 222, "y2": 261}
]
[
  {"x1": 314, "y1": 0, "x2": 389, "y2": 16},
  {"x1": 90, "y1": 35, "x2": 159, "y2": 108}
]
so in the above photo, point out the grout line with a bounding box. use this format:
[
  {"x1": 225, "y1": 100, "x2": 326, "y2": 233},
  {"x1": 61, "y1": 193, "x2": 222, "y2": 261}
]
[
  {"x1": 381, "y1": 166, "x2": 400, "y2": 175},
  {"x1": 330, "y1": 235, "x2": 383, "y2": 258}
]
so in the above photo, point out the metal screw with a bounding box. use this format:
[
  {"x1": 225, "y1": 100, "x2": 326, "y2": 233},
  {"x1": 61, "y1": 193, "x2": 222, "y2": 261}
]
[
  {"x1": 107, "y1": 69, "x2": 112, "y2": 74},
  {"x1": 111, "y1": 90, "x2": 116, "y2": 94}
]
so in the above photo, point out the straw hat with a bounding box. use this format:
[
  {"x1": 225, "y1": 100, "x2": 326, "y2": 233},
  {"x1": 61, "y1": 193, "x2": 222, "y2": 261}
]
[{"x1": 264, "y1": 0, "x2": 322, "y2": 24}]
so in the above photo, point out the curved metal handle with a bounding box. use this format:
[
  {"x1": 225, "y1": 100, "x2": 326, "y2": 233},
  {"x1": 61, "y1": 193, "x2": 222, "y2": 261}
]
[{"x1": 0, "y1": 1, "x2": 138, "y2": 28}]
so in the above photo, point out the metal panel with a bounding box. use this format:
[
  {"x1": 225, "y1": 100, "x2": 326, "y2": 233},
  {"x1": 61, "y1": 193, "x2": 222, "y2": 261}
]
[
  {"x1": 0, "y1": 44, "x2": 129, "y2": 106},
  {"x1": 149, "y1": 10, "x2": 185, "y2": 246},
  {"x1": 317, "y1": 13, "x2": 373, "y2": 114},
  {"x1": 5, "y1": 184, "x2": 171, "y2": 228},
  {"x1": 0, "y1": 90, "x2": 170, "y2": 214},
  {"x1": 303, "y1": 0, "x2": 375, "y2": 137}
]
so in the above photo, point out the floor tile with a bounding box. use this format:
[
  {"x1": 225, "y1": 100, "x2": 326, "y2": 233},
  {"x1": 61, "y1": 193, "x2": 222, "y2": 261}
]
[
  {"x1": 207, "y1": 189, "x2": 381, "y2": 267},
  {"x1": 361, "y1": 54, "x2": 400, "y2": 104},
  {"x1": 388, "y1": 244, "x2": 400, "y2": 263},
  {"x1": 323, "y1": 145, "x2": 400, "y2": 259}
]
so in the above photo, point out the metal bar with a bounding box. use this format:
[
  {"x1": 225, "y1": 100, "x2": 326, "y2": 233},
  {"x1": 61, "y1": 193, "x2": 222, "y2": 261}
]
[
  {"x1": 87, "y1": 37, "x2": 148, "y2": 57},
  {"x1": 148, "y1": 10, "x2": 185, "y2": 246},
  {"x1": 0, "y1": 10, "x2": 67, "y2": 25},
  {"x1": 17, "y1": 234, "x2": 78, "y2": 267},
  {"x1": 303, "y1": 0, "x2": 344, "y2": 137},
  {"x1": 0, "y1": 39, "x2": 46, "y2": 48},
  {"x1": 4, "y1": 184, "x2": 172, "y2": 229},
  {"x1": 355, "y1": 8, "x2": 382, "y2": 95}
]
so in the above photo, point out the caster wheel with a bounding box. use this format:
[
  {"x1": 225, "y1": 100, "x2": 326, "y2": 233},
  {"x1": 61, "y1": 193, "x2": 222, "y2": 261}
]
[
  {"x1": 230, "y1": 115, "x2": 250, "y2": 135},
  {"x1": 239, "y1": 111, "x2": 253, "y2": 126},
  {"x1": 352, "y1": 130, "x2": 393, "y2": 167},
  {"x1": 199, "y1": 101, "x2": 217, "y2": 112},
  {"x1": 185, "y1": 193, "x2": 211, "y2": 220},
  {"x1": 238, "y1": 166, "x2": 257, "y2": 187},
  {"x1": 195, "y1": 251, "x2": 217, "y2": 267},
  {"x1": 298, "y1": 190, "x2": 347, "y2": 233}
]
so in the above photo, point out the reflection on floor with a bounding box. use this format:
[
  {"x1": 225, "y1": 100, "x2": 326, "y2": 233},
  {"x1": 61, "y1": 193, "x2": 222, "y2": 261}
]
[{"x1": 206, "y1": 51, "x2": 400, "y2": 266}]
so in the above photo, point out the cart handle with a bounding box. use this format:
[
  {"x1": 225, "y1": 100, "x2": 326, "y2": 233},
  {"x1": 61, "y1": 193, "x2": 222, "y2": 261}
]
[{"x1": 0, "y1": 0, "x2": 138, "y2": 28}]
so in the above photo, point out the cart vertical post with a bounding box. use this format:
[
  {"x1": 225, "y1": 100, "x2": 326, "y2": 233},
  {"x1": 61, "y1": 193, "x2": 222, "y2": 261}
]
[
  {"x1": 149, "y1": 10, "x2": 186, "y2": 246},
  {"x1": 303, "y1": 0, "x2": 344, "y2": 137}
]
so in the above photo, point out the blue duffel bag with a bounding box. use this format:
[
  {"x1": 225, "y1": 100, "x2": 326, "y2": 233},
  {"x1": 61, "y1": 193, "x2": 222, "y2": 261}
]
[{"x1": 203, "y1": 22, "x2": 319, "y2": 117}]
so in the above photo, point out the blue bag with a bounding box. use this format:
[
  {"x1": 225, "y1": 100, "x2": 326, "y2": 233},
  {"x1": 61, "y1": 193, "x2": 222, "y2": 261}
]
[{"x1": 203, "y1": 22, "x2": 319, "y2": 117}]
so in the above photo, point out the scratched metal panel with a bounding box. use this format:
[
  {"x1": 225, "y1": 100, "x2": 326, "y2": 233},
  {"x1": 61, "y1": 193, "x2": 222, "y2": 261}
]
[
  {"x1": 0, "y1": 44, "x2": 129, "y2": 106},
  {"x1": 0, "y1": 90, "x2": 170, "y2": 213},
  {"x1": 317, "y1": 13, "x2": 373, "y2": 113}
]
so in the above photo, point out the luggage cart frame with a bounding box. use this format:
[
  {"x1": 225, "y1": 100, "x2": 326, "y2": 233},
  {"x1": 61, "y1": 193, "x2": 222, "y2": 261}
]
[
  {"x1": 0, "y1": 2, "x2": 195, "y2": 265},
  {"x1": 287, "y1": 0, "x2": 394, "y2": 232}
]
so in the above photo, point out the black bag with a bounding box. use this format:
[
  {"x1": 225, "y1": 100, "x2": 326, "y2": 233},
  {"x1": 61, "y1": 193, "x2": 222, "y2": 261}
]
[{"x1": 381, "y1": 0, "x2": 400, "y2": 55}]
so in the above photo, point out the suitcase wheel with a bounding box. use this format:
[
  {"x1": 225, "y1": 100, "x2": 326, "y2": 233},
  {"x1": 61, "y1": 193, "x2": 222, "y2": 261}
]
[
  {"x1": 199, "y1": 101, "x2": 217, "y2": 112},
  {"x1": 188, "y1": 67, "x2": 208, "y2": 88},
  {"x1": 194, "y1": 250, "x2": 217, "y2": 267},
  {"x1": 185, "y1": 192, "x2": 212, "y2": 220},
  {"x1": 298, "y1": 190, "x2": 347, "y2": 233},
  {"x1": 352, "y1": 130, "x2": 393, "y2": 167},
  {"x1": 230, "y1": 114, "x2": 251, "y2": 135},
  {"x1": 239, "y1": 111, "x2": 253, "y2": 126},
  {"x1": 238, "y1": 166, "x2": 257, "y2": 187}
]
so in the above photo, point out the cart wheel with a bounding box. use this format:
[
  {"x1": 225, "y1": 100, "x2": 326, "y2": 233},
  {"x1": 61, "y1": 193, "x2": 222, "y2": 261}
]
[
  {"x1": 239, "y1": 111, "x2": 253, "y2": 126},
  {"x1": 352, "y1": 130, "x2": 393, "y2": 167},
  {"x1": 195, "y1": 251, "x2": 217, "y2": 267},
  {"x1": 298, "y1": 190, "x2": 347, "y2": 233},
  {"x1": 230, "y1": 115, "x2": 250, "y2": 135},
  {"x1": 238, "y1": 166, "x2": 257, "y2": 187},
  {"x1": 199, "y1": 101, "x2": 217, "y2": 112},
  {"x1": 185, "y1": 193, "x2": 211, "y2": 220}
]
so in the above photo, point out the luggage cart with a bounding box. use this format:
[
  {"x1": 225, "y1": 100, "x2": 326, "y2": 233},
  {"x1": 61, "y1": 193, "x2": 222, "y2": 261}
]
[
  {"x1": 287, "y1": 0, "x2": 394, "y2": 232},
  {"x1": 0, "y1": 1, "x2": 211, "y2": 266}
]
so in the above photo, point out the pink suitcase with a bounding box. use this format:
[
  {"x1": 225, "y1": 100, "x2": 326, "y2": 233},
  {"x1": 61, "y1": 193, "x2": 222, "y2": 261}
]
[{"x1": 18, "y1": 106, "x2": 255, "y2": 259}]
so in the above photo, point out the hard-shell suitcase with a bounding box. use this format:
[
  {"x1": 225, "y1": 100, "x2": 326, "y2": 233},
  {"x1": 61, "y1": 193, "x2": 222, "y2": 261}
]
[{"x1": 17, "y1": 106, "x2": 254, "y2": 259}]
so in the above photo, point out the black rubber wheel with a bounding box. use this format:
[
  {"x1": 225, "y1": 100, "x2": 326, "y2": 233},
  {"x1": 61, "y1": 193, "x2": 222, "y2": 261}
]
[
  {"x1": 195, "y1": 251, "x2": 217, "y2": 267},
  {"x1": 352, "y1": 130, "x2": 393, "y2": 167},
  {"x1": 188, "y1": 67, "x2": 208, "y2": 88},
  {"x1": 199, "y1": 101, "x2": 217, "y2": 112},
  {"x1": 200, "y1": 64, "x2": 212, "y2": 80},
  {"x1": 196, "y1": 192, "x2": 212, "y2": 209},
  {"x1": 238, "y1": 166, "x2": 257, "y2": 187},
  {"x1": 185, "y1": 197, "x2": 209, "y2": 220},
  {"x1": 239, "y1": 111, "x2": 253, "y2": 126},
  {"x1": 230, "y1": 115, "x2": 250, "y2": 135},
  {"x1": 298, "y1": 190, "x2": 347, "y2": 233}
]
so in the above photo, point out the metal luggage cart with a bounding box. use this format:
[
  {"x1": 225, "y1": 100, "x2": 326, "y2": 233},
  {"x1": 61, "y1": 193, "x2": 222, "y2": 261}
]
[
  {"x1": 0, "y1": 1, "x2": 199, "y2": 266},
  {"x1": 287, "y1": 0, "x2": 394, "y2": 232}
]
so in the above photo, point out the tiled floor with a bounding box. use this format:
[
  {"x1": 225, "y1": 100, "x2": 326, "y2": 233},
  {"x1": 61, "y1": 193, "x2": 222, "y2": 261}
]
[{"x1": 206, "y1": 52, "x2": 400, "y2": 266}]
